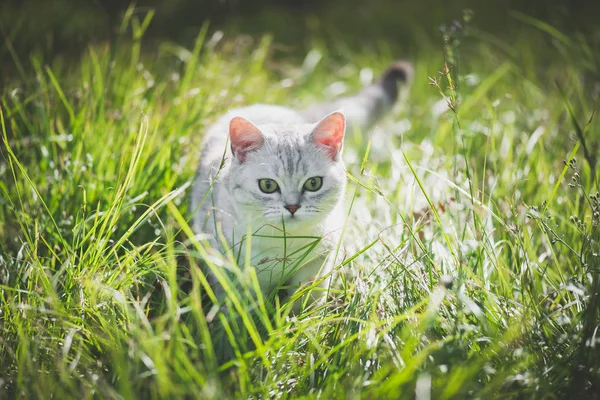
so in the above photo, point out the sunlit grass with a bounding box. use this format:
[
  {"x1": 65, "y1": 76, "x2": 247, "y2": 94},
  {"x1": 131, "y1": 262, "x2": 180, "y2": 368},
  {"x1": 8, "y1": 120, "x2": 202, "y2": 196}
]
[{"x1": 1, "y1": 5, "x2": 599, "y2": 399}]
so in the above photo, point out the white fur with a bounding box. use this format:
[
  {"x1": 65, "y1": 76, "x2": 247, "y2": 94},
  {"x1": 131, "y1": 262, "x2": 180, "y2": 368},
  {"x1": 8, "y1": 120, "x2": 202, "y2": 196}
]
[{"x1": 191, "y1": 105, "x2": 346, "y2": 300}]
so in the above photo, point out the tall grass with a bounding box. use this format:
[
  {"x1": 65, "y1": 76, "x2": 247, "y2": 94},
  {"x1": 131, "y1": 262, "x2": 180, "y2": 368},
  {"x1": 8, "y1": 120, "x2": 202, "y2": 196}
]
[{"x1": 1, "y1": 5, "x2": 599, "y2": 399}]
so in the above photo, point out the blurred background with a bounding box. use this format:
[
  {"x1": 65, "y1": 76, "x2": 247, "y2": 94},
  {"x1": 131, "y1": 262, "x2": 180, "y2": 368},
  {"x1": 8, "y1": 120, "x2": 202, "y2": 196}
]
[{"x1": 1, "y1": 0, "x2": 599, "y2": 79}]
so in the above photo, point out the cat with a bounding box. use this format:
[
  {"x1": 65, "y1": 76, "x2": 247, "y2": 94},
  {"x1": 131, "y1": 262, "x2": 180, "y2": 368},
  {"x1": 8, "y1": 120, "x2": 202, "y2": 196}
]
[{"x1": 190, "y1": 61, "x2": 412, "y2": 309}]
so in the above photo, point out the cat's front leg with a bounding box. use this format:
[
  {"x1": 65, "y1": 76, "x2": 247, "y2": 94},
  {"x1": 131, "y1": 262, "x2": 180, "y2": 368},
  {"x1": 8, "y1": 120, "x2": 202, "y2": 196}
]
[{"x1": 284, "y1": 254, "x2": 335, "y2": 313}]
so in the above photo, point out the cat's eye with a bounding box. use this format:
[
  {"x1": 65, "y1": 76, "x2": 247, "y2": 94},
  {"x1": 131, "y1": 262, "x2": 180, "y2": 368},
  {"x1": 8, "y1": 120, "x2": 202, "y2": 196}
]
[
  {"x1": 303, "y1": 177, "x2": 323, "y2": 192},
  {"x1": 258, "y1": 179, "x2": 280, "y2": 194}
]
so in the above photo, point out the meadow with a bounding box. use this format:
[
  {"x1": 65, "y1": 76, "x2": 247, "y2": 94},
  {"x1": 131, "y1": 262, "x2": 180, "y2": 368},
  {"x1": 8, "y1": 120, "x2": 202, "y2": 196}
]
[{"x1": 1, "y1": 2, "x2": 599, "y2": 398}]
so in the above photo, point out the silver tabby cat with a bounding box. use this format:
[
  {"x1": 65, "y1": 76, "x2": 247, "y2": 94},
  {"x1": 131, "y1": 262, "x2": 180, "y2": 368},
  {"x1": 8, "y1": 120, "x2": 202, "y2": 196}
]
[{"x1": 190, "y1": 61, "x2": 411, "y2": 307}]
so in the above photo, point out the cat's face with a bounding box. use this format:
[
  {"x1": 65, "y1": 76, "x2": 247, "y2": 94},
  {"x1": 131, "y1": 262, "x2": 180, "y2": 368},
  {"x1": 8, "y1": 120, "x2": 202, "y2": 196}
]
[{"x1": 227, "y1": 112, "x2": 346, "y2": 229}]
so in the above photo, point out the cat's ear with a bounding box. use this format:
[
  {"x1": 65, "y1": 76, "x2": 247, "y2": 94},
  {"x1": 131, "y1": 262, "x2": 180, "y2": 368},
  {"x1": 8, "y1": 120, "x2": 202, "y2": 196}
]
[
  {"x1": 310, "y1": 111, "x2": 346, "y2": 160},
  {"x1": 229, "y1": 117, "x2": 264, "y2": 163}
]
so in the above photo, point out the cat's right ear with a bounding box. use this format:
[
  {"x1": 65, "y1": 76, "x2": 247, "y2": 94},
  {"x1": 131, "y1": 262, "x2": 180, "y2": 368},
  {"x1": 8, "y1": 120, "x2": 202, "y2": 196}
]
[
  {"x1": 310, "y1": 111, "x2": 346, "y2": 160},
  {"x1": 229, "y1": 117, "x2": 264, "y2": 163}
]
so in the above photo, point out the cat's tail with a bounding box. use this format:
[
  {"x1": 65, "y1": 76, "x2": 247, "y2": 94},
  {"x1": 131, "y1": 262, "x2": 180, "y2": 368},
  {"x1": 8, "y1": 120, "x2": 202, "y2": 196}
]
[{"x1": 300, "y1": 61, "x2": 413, "y2": 131}]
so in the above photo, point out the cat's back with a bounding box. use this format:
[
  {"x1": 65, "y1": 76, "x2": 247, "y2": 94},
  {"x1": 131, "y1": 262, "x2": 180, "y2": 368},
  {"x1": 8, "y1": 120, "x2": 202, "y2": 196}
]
[
  {"x1": 224, "y1": 104, "x2": 304, "y2": 125},
  {"x1": 201, "y1": 104, "x2": 305, "y2": 157}
]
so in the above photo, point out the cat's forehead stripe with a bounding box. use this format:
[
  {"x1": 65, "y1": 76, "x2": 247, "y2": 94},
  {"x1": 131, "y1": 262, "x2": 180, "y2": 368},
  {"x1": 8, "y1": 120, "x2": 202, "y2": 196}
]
[
  {"x1": 286, "y1": 145, "x2": 296, "y2": 176},
  {"x1": 272, "y1": 140, "x2": 306, "y2": 177},
  {"x1": 295, "y1": 152, "x2": 306, "y2": 176}
]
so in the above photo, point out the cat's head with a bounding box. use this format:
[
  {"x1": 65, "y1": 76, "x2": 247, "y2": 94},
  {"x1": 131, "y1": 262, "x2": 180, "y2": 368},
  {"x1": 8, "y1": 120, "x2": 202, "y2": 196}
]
[{"x1": 226, "y1": 112, "x2": 347, "y2": 229}]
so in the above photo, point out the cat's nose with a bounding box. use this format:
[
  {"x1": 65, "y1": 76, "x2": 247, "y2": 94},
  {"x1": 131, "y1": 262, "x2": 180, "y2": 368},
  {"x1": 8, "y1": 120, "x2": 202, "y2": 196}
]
[{"x1": 284, "y1": 204, "x2": 301, "y2": 216}]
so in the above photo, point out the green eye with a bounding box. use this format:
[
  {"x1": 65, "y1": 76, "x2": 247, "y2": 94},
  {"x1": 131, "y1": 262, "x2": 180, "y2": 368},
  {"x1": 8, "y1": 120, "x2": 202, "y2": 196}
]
[
  {"x1": 258, "y1": 179, "x2": 279, "y2": 194},
  {"x1": 303, "y1": 177, "x2": 323, "y2": 192}
]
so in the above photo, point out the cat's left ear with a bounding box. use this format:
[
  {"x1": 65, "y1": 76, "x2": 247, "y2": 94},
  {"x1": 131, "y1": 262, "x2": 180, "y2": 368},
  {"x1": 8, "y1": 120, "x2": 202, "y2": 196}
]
[{"x1": 310, "y1": 111, "x2": 346, "y2": 160}]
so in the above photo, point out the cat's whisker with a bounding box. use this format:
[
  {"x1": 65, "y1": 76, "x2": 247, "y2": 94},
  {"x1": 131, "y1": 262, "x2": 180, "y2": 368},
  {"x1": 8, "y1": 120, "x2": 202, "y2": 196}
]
[{"x1": 263, "y1": 212, "x2": 281, "y2": 217}]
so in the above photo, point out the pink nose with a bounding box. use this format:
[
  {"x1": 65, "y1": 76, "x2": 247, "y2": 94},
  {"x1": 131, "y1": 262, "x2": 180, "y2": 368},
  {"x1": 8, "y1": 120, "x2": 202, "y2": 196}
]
[{"x1": 284, "y1": 204, "x2": 301, "y2": 215}]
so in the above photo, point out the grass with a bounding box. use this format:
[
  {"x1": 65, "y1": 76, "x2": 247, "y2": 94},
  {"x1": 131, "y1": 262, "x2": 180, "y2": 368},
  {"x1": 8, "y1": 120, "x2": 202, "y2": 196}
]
[{"x1": 1, "y1": 3, "x2": 600, "y2": 398}]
